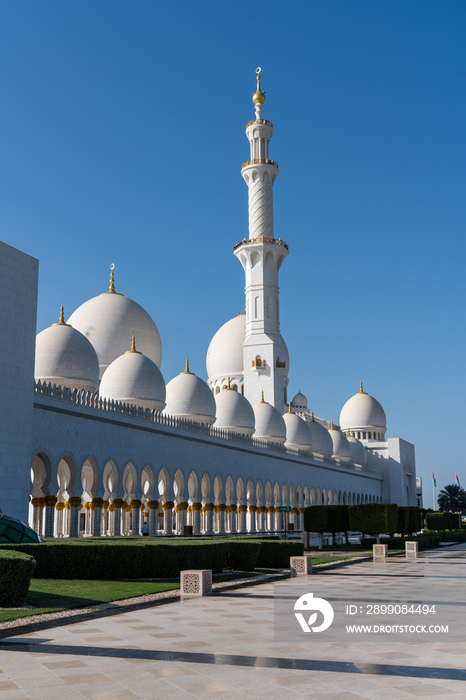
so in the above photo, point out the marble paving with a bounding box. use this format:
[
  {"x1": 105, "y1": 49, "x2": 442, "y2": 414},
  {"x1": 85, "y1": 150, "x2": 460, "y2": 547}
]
[{"x1": 1, "y1": 544, "x2": 466, "y2": 699}]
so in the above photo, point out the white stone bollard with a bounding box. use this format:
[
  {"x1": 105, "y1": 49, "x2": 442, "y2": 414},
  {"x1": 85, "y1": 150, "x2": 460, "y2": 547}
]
[
  {"x1": 373, "y1": 544, "x2": 388, "y2": 559},
  {"x1": 405, "y1": 541, "x2": 418, "y2": 558},
  {"x1": 290, "y1": 555, "x2": 312, "y2": 576},
  {"x1": 180, "y1": 569, "x2": 212, "y2": 596}
]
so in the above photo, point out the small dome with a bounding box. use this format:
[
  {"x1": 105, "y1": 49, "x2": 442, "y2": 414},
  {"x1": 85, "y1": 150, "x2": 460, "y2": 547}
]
[
  {"x1": 328, "y1": 422, "x2": 351, "y2": 461},
  {"x1": 253, "y1": 394, "x2": 286, "y2": 444},
  {"x1": 214, "y1": 381, "x2": 255, "y2": 435},
  {"x1": 163, "y1": 360, "x2": 216, "y2": 425},
  {"x1": 340, "y1": 383, "x2": 386, "y2": 433},
  {"x1": 35, "y1": 308, "x2": 99, "y2": 392},
  {"x1": 99, "y1": 337, "x2": 166, "y2": 411},
  {"x1": 206, "y1": 314, "x2": 245, "y2": 380},
  {"x1": 308, "y1": 416, "x2": 333, "y2": 456},
  {"x1": 347, "y1": 435, "x2": 367, "y2": 466},
  {"x1": 283, "y1": 409, "x2": 312, "y2": 451},
  {"x1": 291, "y1": 391, "x2": 308, "y2": 409},
  {"x1": 68, "y1": 272, "x2": 162, "y2": 378}
]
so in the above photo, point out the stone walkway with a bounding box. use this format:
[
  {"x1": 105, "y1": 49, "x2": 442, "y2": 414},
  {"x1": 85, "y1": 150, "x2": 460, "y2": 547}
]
[{"x1": 0, "y1": 545, "x2": 465, "y2": 699}]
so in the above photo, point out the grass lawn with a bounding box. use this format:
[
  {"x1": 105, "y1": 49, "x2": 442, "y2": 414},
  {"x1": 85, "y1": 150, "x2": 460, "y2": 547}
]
[{"x1": 0, "y1": 569, "x2": 283, "y2": 624}]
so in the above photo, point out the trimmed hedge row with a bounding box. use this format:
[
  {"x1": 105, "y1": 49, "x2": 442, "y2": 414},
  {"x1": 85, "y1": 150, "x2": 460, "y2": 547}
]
[
  {"x1": 0, "y1": 550, "x2": 36, "y2": 606},
  {"x1": 364, "y1": 534, "x2": 442, "y2": 550},
  {"x1": 303, "y1": 506, "x2": 349, "y2": 535},
  {"x1": 0, "y1": 538, "x2": 304, "y2": 579},
  {"x1": 349, "y1": 503, "x2": 398, "y2": 538},
  {"x1": 426, "y1": 512, "x2": 462, "y2": 531}
]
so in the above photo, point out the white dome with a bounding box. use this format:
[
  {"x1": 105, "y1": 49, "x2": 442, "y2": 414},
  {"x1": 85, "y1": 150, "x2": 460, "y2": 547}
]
[
  {"x1": 253, "y1": 397, "x2": 286, "y2": 444},
  {"x1": 347, "y1": 435, "x2": 367, "y2": 466},
  {"x1": 329, "y1": 424, "x2": 351, "y2": 461},
  {"x1": 283, "y1": 411, "x2": 312, "y2": 451},
  {"x1": 68, "y1": 285, "x2": 162, "y2": 378},
  {"x1": 340, "y1": 384, "x2": 386, "y2": 432},
  {"x1": 163, "y1": 362, "x2": 216, "y2": 425},
  {"x1": 35, "y1": 314, "x2": 99, "y2": 392},
  {"x1": 308, "y1": 418, "x2": 333, "y2": 456},
  {"x1": 99, "y1": 339, "x2": 166, "y2": 411},
  {"x1": 291, "y1": 391, "x2": 307, "y2": 409},
  {"x1": 206, "y1": 313, "x2": 290, "y2": 379},
  {"x1": 206, "y1": 314, "x2": 245, "y2": 380},
  {"x1": 214, "y1": 384, "x2": 255, "y2": 435}
]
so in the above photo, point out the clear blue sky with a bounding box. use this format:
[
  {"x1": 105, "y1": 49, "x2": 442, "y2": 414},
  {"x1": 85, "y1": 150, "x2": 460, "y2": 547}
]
[{"x1": 1, "y1": 1, "x2": 464, "y2": 506}]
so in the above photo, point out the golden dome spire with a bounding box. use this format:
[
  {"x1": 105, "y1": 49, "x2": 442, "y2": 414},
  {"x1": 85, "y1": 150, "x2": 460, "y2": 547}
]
[
  {"x1": 126, "y1": 334, "x2": 141, "y2": 354},
  {"x1": 108, "y1": 264, "x2": 116, "y2": 294},
  {"x1": 52, "y1": 304, "x2": 70, "y2": 327},
  {"x1": 347, "y1": 427, "x2": 351, "y2": 438},
  {"x1": 252, "y1": 68, "x2": 265, "y2": 105},
  {"x1": 259, "y1": 390, "x2": 266, "y2": 403},
  {"x1": 330, "y1": 420, "x2": 334, "y2": 430},
  {"x1": 224, "y1": 377, "x2": 232, "y2": 390},
  {"x1": 287, "y1": 402, "x2": 293, "y2": 414},
  {"x1": 311, "y1": 411, "x2": 315, "y2": 422},
  {"x1": 182, "y1": 357, "x2": 193, "y2": 375},
  {"x1": 359, "y1": 381, "x2": 366, "y2": 394}
]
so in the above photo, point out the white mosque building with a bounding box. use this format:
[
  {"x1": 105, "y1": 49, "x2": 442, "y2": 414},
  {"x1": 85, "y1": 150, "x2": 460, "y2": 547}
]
[{"x1": 0, "y1": 71, "x2": 417, "y2": 538}]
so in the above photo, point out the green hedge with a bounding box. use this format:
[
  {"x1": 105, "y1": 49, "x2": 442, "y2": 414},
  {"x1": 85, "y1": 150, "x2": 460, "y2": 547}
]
[
  {"x1": 426, "y1": 512, "x2": 461, "y2": 532},
  {"x1": 408, "y1": 506, "x2": 422, "y2": 534},
  {"x1": 0, "y1": 538, "x2": 300, "y2": 579},
  {"x1": 255, "y1": 539, "x2": 304, "y2": 568},
  {"x1": 0, "y1": 550, "x2": 36, "y2": 606},
  {"x1": 224, "y1": 540, "x2": 261, "y2": 571},
  {"x1": 304, "y1": 505, "x2": 349, "y2": 534},
  {"x1": 397, "y1": 507, "x2": 409, "y2": 536},
  {"x1": 365, "y1": 534, "x2": 442, "y2": 550},
  {"x1": 349, "y1": 503, "x2": 398, "y2": 539}
]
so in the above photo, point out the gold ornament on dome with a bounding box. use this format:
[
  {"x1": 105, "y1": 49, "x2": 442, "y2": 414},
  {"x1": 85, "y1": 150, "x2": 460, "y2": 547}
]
[{"x1": 252, "y1": 67, "x2": 266, "y2": 105}]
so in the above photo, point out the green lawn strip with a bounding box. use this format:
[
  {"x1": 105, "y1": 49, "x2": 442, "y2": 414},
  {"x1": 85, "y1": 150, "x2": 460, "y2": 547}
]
[{"x1": 0, "y1": 570, "x2": 283, "y2": 624}]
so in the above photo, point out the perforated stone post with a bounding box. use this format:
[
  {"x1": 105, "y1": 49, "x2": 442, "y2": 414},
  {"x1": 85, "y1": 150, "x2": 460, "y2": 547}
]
[
  {"x1": 373, "y1": 544, "x2": 388, "y2": 559},
  {"x1": 180, "y1": 570, "x2": 212, "y2": 596},
  {"x1": 290, "y1": 555, "x2": 312, "y2": 576},
  {"x1": 405, "y1": 541, "x2": 418, "y2": 558}
]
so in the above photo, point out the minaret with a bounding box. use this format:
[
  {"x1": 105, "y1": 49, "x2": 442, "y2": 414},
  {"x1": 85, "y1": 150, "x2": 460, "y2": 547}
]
[{"x1": 234, "y1": 69, "x2": 289, "y2": 410}]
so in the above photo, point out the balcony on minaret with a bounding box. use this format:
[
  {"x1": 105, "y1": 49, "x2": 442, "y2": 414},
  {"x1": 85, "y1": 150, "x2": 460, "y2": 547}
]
[
  {"x1": 251, "y1": 357, "x2": 266, "y2": 373},
  {"x1": 276, "y1": 358, "x2": 286, "y2": 375},
  {"x1": 233, "y1": 237, "x2": 289, "y2": 252},
  {"x1": 241, "y1": 158, "x2": 279, "y2": 170}
]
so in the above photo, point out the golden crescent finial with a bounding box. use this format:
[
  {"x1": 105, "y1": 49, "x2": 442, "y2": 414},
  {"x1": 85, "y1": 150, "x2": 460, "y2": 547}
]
[
  {"x1": 311, "y1": 411, "x2": 315, "y2": 422},
  {"x1": 108, "y1": 264, "x2": 116, "y2": 294},
  {"x1": 181, "y1": 357, "x2": 193, "y2": 375},
  {"x1": 330, "y1": 420, "x2": 334, "y2": 430},
  {"x1": 125, "y1": 334, "x2": 141, "y2": 354},
  {"x1": 359, "y1": 381, "x2": 364, "y2": 394},
  {"x1": 252, "y1": 68, "x2": 265, "y2": 106},
  {"x1": 347, "y1": 427, "x2": 351, "y2": 438},
  {"x1": 259, "y1": 390, "x2": 266, "y2": 403},
  {"x1": 287, "y1": 402, "x2": 293, "y2": 414}
]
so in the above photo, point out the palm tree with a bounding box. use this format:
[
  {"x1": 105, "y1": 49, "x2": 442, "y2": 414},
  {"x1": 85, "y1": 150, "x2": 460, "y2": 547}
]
[{"x1": 437, "y1": 484, "x2": 466, "y2": 514}]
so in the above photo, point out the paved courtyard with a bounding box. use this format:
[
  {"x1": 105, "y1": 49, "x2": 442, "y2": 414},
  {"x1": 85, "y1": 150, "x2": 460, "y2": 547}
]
[{"x1": 1, "y1": 545, "x2": 465, "y2": 699}]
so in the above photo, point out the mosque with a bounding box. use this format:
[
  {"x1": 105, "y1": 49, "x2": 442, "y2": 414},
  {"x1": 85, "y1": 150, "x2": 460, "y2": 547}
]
[{"x1": 0, "y1": 71, "x2": 417, "y2": 538}]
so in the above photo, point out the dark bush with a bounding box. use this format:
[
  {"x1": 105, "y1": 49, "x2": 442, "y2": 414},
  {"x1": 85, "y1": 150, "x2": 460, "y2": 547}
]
[
  {"x1": 426, "y1": 512, "x2": 446, "y2": 531},
  {"x1": 397, "y1": 507, "x2": 409, "y2": 536},
  {"x1": 224, "y1": 540, "x2": 261, "y2": 571},
  {"x1": 0, "y1": 550, "x2": 36, "y2": 606},
  {"x1": 255, "y1": 539, "x2": 303, "y2": 568},
  {"x1": 349, "y1": 504, "x2": 398, "y2": 542},
  {"x1": 304, "y1": 505, "x2": 349, "y2": 537},
  {"x1": 407, "y1": 507, "x2": 422, "y2": 534}
]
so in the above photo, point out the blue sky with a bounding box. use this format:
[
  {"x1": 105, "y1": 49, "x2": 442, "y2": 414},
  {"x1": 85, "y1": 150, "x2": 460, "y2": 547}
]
[{"x1": 1, "y1": 1, "x2": 465, "y2": 505}]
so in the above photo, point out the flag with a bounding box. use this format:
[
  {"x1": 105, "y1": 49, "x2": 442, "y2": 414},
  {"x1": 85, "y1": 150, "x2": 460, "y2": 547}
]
[
  {"x1": 432, "y1": 470, "x2": 437, "y2": 487},
  {"x1": 456, "y1": 471, "x2": 460, "y2": 486}
]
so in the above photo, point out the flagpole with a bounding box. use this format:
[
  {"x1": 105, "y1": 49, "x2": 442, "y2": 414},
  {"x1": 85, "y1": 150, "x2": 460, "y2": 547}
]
[{"x1": 432, "y1": 479, "x2": 435, "y2": 510}]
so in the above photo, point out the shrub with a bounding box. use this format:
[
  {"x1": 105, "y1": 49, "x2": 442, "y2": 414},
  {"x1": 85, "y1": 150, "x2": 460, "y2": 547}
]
[
  {"x1": 255, "y1": 539, "x2": 303, "y2": 568},
  {"x1": 349, "y1": 504, "x2": 398, "y2": 543},
  {"x1": 0, "y1": 550, "x2": 36, "y2": 606},
  {"x1": 407, "y1": 506, "x2": 422, "y2": 534},
  {"x1": 426, "y1": 512, "x2": 446, "y2": 532},
  {"x1": 224, "y1": 540, "x2": 261, "y2": 571},
  {"x1": 303, "y1": 505, "x2": 350, "y2": 538},
  {"x1": 396, "y1": 507, "x2": 409, "y2": 536}
]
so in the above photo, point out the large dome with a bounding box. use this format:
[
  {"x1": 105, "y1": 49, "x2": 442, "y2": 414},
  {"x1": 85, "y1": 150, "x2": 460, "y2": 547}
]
[
  {"x1": 340, "y1": 383, "x2": 386, "y2": 433},
  {"x1": 214, "y1": 382, "x2": 255, "y2": 435},
  {"x1": 35, "y1": 308, "x2": 99, "y2": 392},
  {"x1": 163, "y1": 361, "x2": 216, "y2": 425},
  {"x1": 253, "y1": 395, "x2": 286, "y2": 444},
  {"x1": 329, "y1": 422, "x2": 351, "y2": 461},
  {"x1": 283, "y1": 409, "x2": 312, "y2": 451},
  {"x1": 308, "y1": 416, "x2": 333, "y2": 456},
  {"x1": 206, "y1": 314, "x2": 245, "y2": 380},
  {"x1": 68, "y1": 276, "x2": 162, "y2": 378},
  {"x1": 291, "y1": 391, "x2": 308, "y2": 410},
  {"x1": 99, "y1": 337, "x2": 166, "y2": 411},
  {"x1": 347, "y1": 435, "x2": 367, "y2": 466}
]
